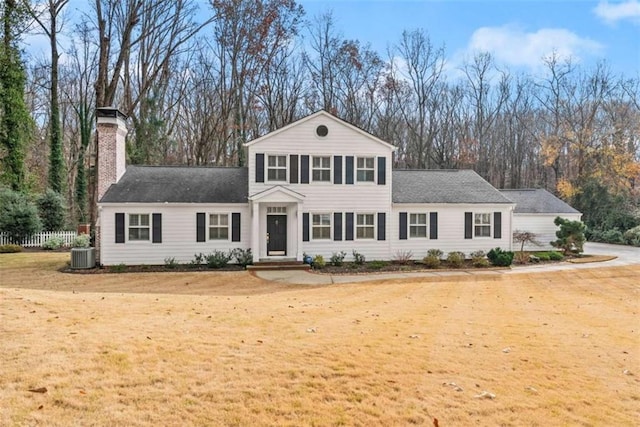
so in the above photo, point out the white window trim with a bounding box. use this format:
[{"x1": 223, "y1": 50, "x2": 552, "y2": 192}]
[
  {"x1": 128, "y1": 213, "x2": 150, "y2": 242},
  {"x1": 474, "y1": 212, "x2": 492, "y2": 238},
  {"x1": 311, "y1": 213, "x2": 332, "y2": 240},
  {"x1": 356, "y1": 213, "x2": 375, "y2": 240},
  {"x1": 209, "y1": 213, "x2": 230, "y2": 241},
  {"x1": 267, "y1": 154, "x2": 287, "y2": 182},
  {"x1": 356, "y1": 157, "x2": 375, "y2": 183},
  {"x1": 409, "y1": 213, "x2": 428, "y2": 239},
  {"x1": 311, "y1": 156, "x2": 332, "y2": 183}
]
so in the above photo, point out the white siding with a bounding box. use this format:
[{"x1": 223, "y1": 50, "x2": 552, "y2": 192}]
[
  {"x1": 99, "y1": 204, "x2": 250, "y2": 265},
  {"x1": 512, "y1": 213, "x2": 582, "y2": 251},
  {"x1": 390, "y1": 204, "x2": 514, "y2": 260}
]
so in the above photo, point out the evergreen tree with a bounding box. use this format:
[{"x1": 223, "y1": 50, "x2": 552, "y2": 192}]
[{"x1": 0, "y1": 0, "x2": 32, "y2": 192}]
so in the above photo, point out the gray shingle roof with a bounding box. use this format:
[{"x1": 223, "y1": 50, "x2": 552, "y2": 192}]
[
  {"x1": 100, "y1": 166, "x2": 248, "y2": 203},
  {"x1": 500, "y1": 189, "x2": 580, "y2": 214},
  {"x1": 392, "y1": 169, "x2": 514, "y2": 204}
]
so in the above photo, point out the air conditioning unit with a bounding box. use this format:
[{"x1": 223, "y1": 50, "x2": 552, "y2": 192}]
[{"x1": 71, "y1": 248, "x2": 96, "y2": 269}]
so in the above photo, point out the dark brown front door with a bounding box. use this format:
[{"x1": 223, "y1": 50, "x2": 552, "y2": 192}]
[{"x1": 267, "y1": 215, "x2": 287, "y2": 256}]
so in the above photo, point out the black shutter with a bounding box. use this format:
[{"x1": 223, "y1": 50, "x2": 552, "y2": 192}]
[
  {"x1": 255, "y1": 153, "x2": 264, "y2": 183},
  {"x1": 333, "y1": 212, "x2": 342, "y2": 241},
  {"x1": 464, "y1": 212, "x2": 473, "y2": 239},
  {"x1": 232, "y1": 213, "x2": 241, "y2": 242},
  {"x1": 377, "y1": 213, "x2": 386, "y2": 240},
  {"x1": 302, "y1": 213, "x2": 309, "y2": 241},
  {"x1": 152, "y1": 213, "x2": 162, "y2": 243},
  {"x1": 334, "y1": 155, "x2": 342, "y2": 184},
  {"x1": 345, "y1": 212, "x2": 354, "y2": 240},
  {"x1": 430, "y1": 212, "x2": 438, "y2": 240},
  {"x1": 197, "y1": 212, "x2": 206, "y2": 242},
  {"x1": 494, "y1": 212, "x2": 502, "y2": 239},
  {"x1": 290, "y1": 154, "x2": 299, "y2": 184},
  {"x1": 377, "y1": 157, "x2": 386, "y2": 185},
  {"x1": 345, "y1": 156, "x2": 354, "y2": 184},
  {"x1": 115, "y1": 213, "x2": 125, "y2": 243},
  {"x1": 399, "y1": 212, "x2": 408, "y2": 240},
  {"x1": 301, "y1": 155, "x2": 309, "y2": 184}
]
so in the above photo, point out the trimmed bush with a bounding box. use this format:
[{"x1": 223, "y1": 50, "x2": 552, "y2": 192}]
[
  {"x1": 0, "y1": 244, "x2": 22, "y2": 253},
  {"x1": 551, "y1": 217, "x2": 586, "y2": 254},
  {"x1": 446, "y1": 251, "x2": 465, "y2": 268},
  {"x1": 423, "y1": 249, "x2": 443, "y2": 269},
  {"x1": 470, "y1": 250, "x2": 489, "y2": 267},
  {"x1": 312, "y1": 255, "x2": 325, "y2": 269},
  {"x1": 42, "y1": 236, "x2": 65, "y2": 250},
  {"x1": 487, "y1": 247, "x2": 514, "y2": 267},
  {"x1": 548, "y1": 251, "x2": 563, "y2": 261},
  {"x1": 330, "y1": 251, "x2": 346, "y2": 266},
  {"x1": 206, "y1": 250, "x2": 232, "y2": 268}
]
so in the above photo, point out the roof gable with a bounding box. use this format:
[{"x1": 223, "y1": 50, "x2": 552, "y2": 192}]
[{"x1": 244, "y1": 110, "x2": 396, "y2": 151}]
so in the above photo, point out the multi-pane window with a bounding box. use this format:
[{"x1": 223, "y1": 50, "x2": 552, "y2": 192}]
[
  {"x1": 356, "y1": 157, "x2": 375, "y2": 182},
  {"x1": 312, "y1": 214, "x2": 331, "y2": 239},
  {"x1": 474, "y1": 213, "x2": 491, "y2": 237},
  {"x1": 267, "y1": 155, "x2": 287, "y2": 181},
  {"x1": 312, "y1": 156, "x2": 331, "y2": 182},
  {"x1": 410, "y1": 213, "x2": 427, "y2": 238},
  {"x1": 209, "y1": 214, "x2": 229, "y2": 240},
  {"x1": 128, "y1": 214, "x2": 150, "y2": 241},
  {"x1": 356, "y1": 214, "x2": 375, "y2": 239}
]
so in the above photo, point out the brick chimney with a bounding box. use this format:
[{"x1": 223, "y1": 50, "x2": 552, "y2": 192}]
[{"x1": 96, "y1": 107, "x2": 128, "y2": 201}]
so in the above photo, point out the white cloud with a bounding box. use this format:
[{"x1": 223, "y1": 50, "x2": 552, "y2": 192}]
[
  {"x1": 465, "y1": 25, "x2": 604, "y2": 69},
  {"x1": 594, "y1": 0, "x2": 640, "y2": 24}
]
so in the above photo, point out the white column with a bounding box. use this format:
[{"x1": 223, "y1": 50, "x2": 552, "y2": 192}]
[
  {"x1": 296, "y1": 201, "x2": 303, "y2": 261},
  {"x1": 251, "y1": 201, "x2": 260, "y2": 262}
]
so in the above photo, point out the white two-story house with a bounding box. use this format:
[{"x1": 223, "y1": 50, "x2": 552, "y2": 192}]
[{"x1": 96, "y1": 108, "x2": 577, "y2": 266}]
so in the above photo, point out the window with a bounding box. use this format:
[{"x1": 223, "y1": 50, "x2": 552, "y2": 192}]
[
  {"x1": 267, "y1": 206, "x2": 287, "y2": 214},
  {"x1": 474, "y1": 213, "x2": 491, "y2": 237},
  {"x1": 356, "y1": 157, "x2": 375, "y2": 182},
  {"x1": 316, "y1": 125, "x2": 328, "y2": 137},
  {"x1": 312, "y1": 214, "x2": 331, "y2": 239},
  {"x1": 267, "y1": 155, "x2": 287, "y2": 181},
  {"x1": 356, "y1": 214, "x2": 375, "y2": 239},
  {"x1": 209, "y1": 214, "x2": 229, "y2": 240},
  {"x1": 410, "y1": 213, "x2": 427, "y2": 238},
  {"x1": 312, "y1": 156, "x2": 331, "y2": 182},
  {"x1": 129, "y1": 214, "x2": 150, "y2": 241}
]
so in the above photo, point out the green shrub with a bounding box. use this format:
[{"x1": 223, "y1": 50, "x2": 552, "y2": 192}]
[
  {"x1": 426, "y1": 248, "x2": 443, "y2": 258},
  {"x1": 312, "y1": 254, "x2": 325, "y2": 269},
  {"x1": 0, "y1": 244, "x2": 22, "y2": 253},
  {"x1": 37, "y1": 189, "x2": 66, "y2": 231},
  {"x1": 548, "y1": 251, "x2": 563, "y2": 261},
  {"x1": 0, "y1": 188, "x2": 42, "y2": 244},
  {"x1": 368, "y1": 260, "x2": 388, "y2": 270},
  {"x1": 352, "y1": 250, "x2": 365, "y2": 265},
  {"x1": 536, "y1": 253, "x2": 550, "y2": 261},
  {"x1": 623, "y1": 225, "x2": 640, "y2": 246},
  {"x1": 446, "y1": 251, "x2": 465, "y2": 268},
  {"x1": 42, "y1": 235, "x2": 65, "y2": 250},
  {"x1": 551, "y1": 217, "x2": 586, "y2": 254},
  {"x1": 232, "y1": 248, "x2": 253, "y2": 268},
  {"x1": 330, "y1": 251, "x2": 347, "y2": 266},
  {"x1": 191, "y1": 253, "x2": 206, "y2": 265},
  {"x1": 206, "y1": 250, "x2": 232, "y2": 269},
  {"x1": 470, "y1": 250, "x2": 489, "y2": 267},
  {"x1": 423, "y1": 255, "x2": 440, "y2": 268},
  {"x1": 487, "y1": 247, "x2": 514, "y2": 267},
  {"x1": 72, "y1": 233, "x2": 90, "y2": 248},
  {"x1": 111, "y1": 263, "x2": 126, "y2": 273},
  {"x1": 164, "y1": 257, "x2": 179, "y2": 269}
]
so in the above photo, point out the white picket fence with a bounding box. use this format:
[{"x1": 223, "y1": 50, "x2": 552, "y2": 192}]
[{"x1": 0, "y1": 231, "x2": 78, "y2": 247}]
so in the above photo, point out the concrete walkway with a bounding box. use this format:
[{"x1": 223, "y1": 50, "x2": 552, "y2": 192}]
[{"x1": 254, "y1": 242, "x2": 640, "y2": 285}]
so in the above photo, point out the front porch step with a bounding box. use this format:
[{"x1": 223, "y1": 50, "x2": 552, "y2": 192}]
[{"x1": 247, "y1": 259, "x2": 310, "y2": 271}]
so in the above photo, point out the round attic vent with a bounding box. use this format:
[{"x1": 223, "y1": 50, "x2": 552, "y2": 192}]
[{"x1": 316, "y1": 125, "x2": 329, "y2": 137}]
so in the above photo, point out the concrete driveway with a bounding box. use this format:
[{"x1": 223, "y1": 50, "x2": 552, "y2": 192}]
[{"x1": 255, "y1": 242, "x2": 639, "y2": 285}]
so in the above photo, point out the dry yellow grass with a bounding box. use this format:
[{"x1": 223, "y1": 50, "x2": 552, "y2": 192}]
[{"x1": 1, "y1": 252, "x2": 639, "y2": 426}]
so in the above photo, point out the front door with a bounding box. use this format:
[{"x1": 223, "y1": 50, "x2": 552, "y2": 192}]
[{"x1": 267, "y1": 215, "x2": 287, "y2": 256}]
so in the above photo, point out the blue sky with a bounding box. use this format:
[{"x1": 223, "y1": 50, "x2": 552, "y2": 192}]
[{"x1": 299, "y1": 0, "x2": 640, "y2": 76}]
